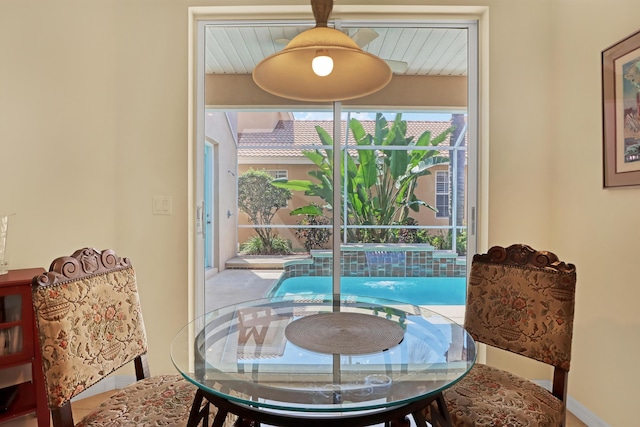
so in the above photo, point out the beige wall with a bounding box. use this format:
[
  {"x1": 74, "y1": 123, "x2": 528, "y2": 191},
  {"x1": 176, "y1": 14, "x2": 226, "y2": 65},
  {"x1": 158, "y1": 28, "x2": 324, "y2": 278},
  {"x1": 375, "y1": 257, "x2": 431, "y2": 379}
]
[
  {"x1": 550, "y1": 1, "x2": 640, "y2": 424},
  {"x1": 1, "y1": 0, "x2": 638, "y2": 424}
]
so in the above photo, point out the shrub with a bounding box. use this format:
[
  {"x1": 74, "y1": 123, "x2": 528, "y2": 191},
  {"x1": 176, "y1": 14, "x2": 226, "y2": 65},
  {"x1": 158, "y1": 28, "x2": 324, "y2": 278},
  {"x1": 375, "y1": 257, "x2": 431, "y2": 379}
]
[
  {"x1": 419, "y1": 229, "x2": 467, "y2": 255},
  {"x1": 238, "y1": 168, "x2": 292, "y2": 254},
  {"x1": 295, "y1": 215, "x2": 332, "y2": 251},
  {"x1": 397, "y1": 218, "x2": 420, "y2": 244},
  {"x1": 239, "y1": 235, "x2": 293, "y2": 255}
]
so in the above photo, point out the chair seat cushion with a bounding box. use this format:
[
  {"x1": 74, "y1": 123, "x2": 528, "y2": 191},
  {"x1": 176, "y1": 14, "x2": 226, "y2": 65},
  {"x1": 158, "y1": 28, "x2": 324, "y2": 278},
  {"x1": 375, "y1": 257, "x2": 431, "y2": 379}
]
[
  {"x1": 76, "y1": 374, "x2": 235, "y2": 427},
  {"x1": 443, "y1": 364, "x2": 564, "y2": 427}
]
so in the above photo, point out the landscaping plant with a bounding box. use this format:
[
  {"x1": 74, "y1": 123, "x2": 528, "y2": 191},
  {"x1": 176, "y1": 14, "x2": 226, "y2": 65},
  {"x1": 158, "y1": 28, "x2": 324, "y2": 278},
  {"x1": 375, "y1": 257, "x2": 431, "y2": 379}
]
[
  {"x1": 273, "y1": 113, "x2": 452, "y2": 243},
  {"x1": 238, "y1": 168, "x2": 293, "y2": 254}
]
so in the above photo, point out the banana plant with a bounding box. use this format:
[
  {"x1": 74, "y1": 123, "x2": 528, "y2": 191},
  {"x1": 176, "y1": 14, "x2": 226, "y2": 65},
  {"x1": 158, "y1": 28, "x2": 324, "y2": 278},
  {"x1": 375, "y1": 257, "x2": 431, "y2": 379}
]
[{"x1": 273, "y1": 113, "x2": 452, "y2": 243}]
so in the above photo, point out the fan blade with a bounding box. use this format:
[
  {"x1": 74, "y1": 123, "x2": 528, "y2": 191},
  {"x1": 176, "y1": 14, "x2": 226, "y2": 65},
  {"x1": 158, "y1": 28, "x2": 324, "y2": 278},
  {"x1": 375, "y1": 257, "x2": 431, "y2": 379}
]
[
  {"x1": 351, "y1": 28, "x2": 379, "y2": 47},
  {"x1": 274, "y1": 26, "x2": 313, "y2": 46},
  {"x1": 385, "y1": 60, "x2": 408, "y2": 74},
  {"x1": 276, "y1": 28, "x2": 379, "y2": 48}
]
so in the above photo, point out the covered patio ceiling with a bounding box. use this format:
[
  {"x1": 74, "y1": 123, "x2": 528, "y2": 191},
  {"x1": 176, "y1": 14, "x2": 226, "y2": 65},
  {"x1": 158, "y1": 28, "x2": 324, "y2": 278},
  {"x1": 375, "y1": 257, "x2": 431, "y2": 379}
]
[{"x1": 204, "y1": 25, "x2": 468, "y2": 77}]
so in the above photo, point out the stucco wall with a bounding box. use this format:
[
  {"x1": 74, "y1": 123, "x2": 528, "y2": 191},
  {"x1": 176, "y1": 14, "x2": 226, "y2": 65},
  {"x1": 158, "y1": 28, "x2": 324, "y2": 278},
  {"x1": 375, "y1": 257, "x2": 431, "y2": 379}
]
[{"x1": 205, "y1": 112, "x2": 238, "y2": 269}]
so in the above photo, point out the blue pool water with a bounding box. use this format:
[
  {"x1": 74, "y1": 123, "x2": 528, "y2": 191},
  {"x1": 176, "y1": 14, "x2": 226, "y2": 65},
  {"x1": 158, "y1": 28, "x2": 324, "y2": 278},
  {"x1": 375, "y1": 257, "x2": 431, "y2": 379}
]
[{"x1": 269, "y1": 276, "x2": 466, "y2": 305}]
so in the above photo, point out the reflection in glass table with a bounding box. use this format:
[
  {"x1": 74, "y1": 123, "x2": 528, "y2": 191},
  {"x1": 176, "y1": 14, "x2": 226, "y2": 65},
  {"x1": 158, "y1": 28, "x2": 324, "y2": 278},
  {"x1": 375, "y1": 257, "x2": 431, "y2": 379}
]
[{"x1": 171, "y1": 294, "x2": 476, "y2": 427}]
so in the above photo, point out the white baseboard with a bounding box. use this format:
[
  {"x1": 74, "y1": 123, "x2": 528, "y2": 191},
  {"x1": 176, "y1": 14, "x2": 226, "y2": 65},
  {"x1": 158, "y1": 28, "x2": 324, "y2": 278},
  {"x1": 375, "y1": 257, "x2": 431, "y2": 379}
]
[
  {"x1": 566, "y1": 394, "x2": 611, "y2": 427},
  {"x1": 534, "y1": 380, "x2": 610, "y2": 427}
]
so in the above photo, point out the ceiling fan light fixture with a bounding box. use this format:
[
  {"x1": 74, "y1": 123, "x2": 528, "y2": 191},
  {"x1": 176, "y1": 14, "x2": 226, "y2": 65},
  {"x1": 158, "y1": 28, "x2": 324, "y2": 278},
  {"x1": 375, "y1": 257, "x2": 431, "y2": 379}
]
[{"x1": 252, "y1": 0, "x2": 391, "y2": 102}]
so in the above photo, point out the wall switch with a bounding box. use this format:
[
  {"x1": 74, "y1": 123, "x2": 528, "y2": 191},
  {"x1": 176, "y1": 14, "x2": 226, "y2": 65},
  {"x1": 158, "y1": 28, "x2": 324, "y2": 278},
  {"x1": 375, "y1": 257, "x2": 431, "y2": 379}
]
[{"x1": 152, "y1": 196, "x2": 172, "y2": 215}]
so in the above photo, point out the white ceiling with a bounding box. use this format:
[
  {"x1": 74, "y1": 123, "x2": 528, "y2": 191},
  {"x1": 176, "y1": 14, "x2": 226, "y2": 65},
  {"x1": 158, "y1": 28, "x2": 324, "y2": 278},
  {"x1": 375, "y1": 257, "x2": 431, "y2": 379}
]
[{"x1": 204, "y1": 25, "x2": 468, "y2": 77}]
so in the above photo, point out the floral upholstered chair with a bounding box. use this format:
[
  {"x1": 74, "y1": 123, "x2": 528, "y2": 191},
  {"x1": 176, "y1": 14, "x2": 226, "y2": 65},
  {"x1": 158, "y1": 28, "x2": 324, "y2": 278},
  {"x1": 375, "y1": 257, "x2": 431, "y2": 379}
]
[
  {"x1": 424, "y1": 244, "x2": 577, "y2": 427},
  {"x1": 31, "y1": 248, "x2": 234, "y2": 427}
]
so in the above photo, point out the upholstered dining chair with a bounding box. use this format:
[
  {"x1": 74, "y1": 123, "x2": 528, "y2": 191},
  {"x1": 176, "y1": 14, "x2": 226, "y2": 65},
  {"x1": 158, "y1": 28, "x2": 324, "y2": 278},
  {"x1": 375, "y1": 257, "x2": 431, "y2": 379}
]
[
  {"x1": 31, "y1": 247, "x2": 231, "y2": 427},
  {"x1": 424, "y1": 244, "x2": 577, "y2": 427}
]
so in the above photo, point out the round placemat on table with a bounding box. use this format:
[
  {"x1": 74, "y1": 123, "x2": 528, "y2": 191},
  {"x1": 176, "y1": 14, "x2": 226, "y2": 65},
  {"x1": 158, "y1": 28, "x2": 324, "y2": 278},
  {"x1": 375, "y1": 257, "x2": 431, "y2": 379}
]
[{"x1": 284, "y1": 312, "x2": 405, "y2": 355}]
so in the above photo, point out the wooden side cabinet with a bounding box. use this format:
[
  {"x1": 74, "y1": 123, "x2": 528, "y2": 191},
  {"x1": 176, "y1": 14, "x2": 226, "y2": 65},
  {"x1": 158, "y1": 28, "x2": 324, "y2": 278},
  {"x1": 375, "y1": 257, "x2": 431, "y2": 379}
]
[{"x1": 0, "y1": 268, "x2": 48, "y2": 427}]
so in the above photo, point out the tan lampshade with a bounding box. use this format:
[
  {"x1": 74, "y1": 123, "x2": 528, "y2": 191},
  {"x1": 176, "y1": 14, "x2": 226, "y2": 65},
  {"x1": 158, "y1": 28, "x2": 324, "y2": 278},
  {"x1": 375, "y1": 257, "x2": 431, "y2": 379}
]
[{"x1": 252, "y1": 26, "x2": 392, "y2": 102}]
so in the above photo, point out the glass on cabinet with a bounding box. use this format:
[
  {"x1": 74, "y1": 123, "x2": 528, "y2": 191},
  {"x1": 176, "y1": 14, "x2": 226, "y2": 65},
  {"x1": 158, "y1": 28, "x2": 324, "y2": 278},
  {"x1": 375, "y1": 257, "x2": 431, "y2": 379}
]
[{"x1": 0, "y1": 294, "x2": 23, "y2": 356}]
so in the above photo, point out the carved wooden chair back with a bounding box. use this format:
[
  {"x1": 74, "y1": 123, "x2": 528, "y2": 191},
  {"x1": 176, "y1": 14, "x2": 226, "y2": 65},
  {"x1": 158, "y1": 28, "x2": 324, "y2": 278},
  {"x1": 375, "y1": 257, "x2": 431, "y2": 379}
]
[
  {"x1": 32, "y1": 248, "x2": 199, "y2": 427},
  {"x1": 466, "y1": 244, "x2": 577, "y2": 388},
  {"x1": 425, "y1": 244, "x2": 577, "y2": 427}
]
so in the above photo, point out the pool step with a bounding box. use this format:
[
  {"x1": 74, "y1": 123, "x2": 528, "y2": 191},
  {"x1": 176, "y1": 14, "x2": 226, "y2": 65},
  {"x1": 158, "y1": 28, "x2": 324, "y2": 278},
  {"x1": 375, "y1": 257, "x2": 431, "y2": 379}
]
[{"x1": 225, "y1": 254, "x2": 311, "y2": 270}]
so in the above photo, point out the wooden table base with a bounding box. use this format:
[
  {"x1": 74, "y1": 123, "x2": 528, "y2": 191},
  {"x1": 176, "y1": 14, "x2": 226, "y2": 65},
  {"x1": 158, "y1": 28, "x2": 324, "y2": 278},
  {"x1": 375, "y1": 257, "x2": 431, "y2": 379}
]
[{"x1": 187, "y1": 388, "x2": 453, "y2": 427}]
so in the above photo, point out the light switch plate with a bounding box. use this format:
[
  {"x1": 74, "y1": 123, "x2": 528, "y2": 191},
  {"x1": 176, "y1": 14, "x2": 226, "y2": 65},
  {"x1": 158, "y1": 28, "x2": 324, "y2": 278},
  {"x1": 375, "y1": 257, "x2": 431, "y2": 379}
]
[{"x1": 152, "y1": 196, "x2": 172, "y2": 215}]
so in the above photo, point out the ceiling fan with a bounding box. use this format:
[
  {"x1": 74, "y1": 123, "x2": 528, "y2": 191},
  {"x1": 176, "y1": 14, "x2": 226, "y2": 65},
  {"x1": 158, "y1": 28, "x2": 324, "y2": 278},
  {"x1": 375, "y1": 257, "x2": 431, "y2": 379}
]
[{"x1": 275, "y1": 27, "x2": 409, "y2": 74}]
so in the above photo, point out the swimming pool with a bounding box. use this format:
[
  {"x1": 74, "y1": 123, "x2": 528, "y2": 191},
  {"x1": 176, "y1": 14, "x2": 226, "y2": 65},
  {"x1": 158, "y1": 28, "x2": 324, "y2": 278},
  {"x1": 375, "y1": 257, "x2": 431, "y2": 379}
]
[{"x1": 268, "y1": 276, "x2": 466, "y2": 306}]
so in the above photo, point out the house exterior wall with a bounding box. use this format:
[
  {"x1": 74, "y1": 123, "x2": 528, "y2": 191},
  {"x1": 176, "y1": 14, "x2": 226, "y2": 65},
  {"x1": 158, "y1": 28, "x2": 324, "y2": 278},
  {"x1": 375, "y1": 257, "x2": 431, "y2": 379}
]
[{"x1": 205, "y1": 112, "x2": 238, "y2": 269}]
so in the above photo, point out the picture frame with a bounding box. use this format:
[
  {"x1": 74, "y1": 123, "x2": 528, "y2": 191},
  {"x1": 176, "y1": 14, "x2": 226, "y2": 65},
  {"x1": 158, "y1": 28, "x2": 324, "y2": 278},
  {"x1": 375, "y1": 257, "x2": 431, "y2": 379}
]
[{"x1": 602, "y1": 29, "x2": 640, "y2": 187}]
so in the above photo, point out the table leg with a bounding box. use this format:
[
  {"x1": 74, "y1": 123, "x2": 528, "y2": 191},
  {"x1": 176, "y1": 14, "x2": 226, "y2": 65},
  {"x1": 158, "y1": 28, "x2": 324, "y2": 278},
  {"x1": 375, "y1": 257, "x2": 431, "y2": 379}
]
[
  {"x1": 389, "y1": 417, "x2": 411, "y2": 427},
  {"x1": 419, "y1": 393, "x2": 453, "y2": 427},
  {"x1": 211, "y1": 408, "x2": 230, "y2": 427},
  {"x1": 233, "y1": 418, "x2": 257, "y2": 427},
  {"x1": 188, "y1": 389, "x2": 211, "y2": 427},
  {"x1": 188, "y1": 389, "x2": 236, "y2": 427}
]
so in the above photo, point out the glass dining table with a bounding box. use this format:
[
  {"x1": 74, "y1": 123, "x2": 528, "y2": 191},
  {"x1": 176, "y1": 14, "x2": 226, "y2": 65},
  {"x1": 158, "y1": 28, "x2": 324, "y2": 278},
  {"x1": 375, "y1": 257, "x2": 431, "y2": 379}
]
[{"x1": 171, "y1": 294, "x2": 475, "y2": 427}]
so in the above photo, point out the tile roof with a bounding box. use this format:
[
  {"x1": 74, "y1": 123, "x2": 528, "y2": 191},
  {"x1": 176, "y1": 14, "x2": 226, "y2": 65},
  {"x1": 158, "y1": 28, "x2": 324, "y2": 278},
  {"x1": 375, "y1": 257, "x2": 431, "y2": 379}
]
[{"x1": 238, "y1": 120, "x2": 464, "y2": 158}]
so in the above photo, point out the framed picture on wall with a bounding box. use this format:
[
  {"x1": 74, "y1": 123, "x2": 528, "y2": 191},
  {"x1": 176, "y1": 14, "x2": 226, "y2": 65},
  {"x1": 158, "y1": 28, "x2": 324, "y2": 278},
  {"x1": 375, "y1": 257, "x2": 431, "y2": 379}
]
[{"x1": 602, "y1": 29, "x2": 640, "y2": 187}]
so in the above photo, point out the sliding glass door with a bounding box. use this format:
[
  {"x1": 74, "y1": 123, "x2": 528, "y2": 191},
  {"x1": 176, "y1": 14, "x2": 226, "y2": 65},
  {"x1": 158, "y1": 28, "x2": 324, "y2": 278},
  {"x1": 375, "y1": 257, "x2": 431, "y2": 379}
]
[{"x1": 196, "y1": 18, "x2": 478, "y2": 317}]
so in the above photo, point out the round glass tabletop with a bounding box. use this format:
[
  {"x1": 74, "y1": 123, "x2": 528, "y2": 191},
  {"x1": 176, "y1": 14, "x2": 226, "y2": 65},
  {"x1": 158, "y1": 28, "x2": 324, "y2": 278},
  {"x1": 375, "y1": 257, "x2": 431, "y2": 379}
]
[{"x1": 171, "y1": 294, "x2": 475, "y2": 413}]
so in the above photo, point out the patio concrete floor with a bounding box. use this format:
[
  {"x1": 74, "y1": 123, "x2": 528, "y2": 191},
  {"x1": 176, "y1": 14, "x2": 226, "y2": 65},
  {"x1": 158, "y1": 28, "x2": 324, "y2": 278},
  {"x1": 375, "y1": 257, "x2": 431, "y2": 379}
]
[
  {"x1": 205, "y1": 255, "x2": 311, "y2": 311},
  {"x1": 205, "y1": 268, "x2": 282, "y2": 311}
]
